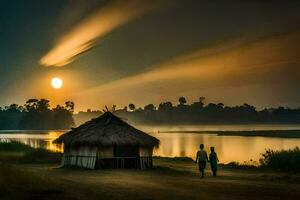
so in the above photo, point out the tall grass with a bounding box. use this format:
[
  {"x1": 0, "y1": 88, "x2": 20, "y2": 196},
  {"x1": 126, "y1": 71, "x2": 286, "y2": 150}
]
[
  {"x1": 260, "y1": 147, "x2": 300, "y2": 172},
  {"x1": 0, "y1": 141, "x2": 61, "y2": 164},
  {"x1": 0, "y1": 141, "x2": 32, "y2": 152}
]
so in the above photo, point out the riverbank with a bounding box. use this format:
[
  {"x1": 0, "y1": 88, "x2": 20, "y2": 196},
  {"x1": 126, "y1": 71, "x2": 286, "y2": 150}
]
[
  {"x1": 160, "y1": 129, "x2": 300, "y2": 138},
  {"x1": 1, "y1": 142, "x2": 299, "y2": 199},
  {"x1": 1, "y1": 157, "x2": 300, "y2": 200}
]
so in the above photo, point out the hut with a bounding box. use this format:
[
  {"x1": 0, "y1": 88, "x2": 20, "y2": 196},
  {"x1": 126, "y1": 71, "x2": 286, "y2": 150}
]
[{"x1": 53, "y1": 112, "x2": 159, "y2": 169}]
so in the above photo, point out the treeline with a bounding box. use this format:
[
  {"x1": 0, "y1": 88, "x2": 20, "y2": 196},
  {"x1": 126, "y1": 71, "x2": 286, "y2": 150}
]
[
  {"x1": 1, "y1": 97, "x2": 300, "y2": 130},
  {"x1": 75, "y1": 97, "x2": 300, "y2": 125},
  {"x1": 0, "y1": 99, "x2": 74, "y2": 130}
]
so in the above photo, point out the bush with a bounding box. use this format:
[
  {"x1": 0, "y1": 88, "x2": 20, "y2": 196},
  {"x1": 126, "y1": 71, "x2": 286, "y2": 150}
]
[{"x1": 260, "y1": 147, "x2": 300, "y2": 172}]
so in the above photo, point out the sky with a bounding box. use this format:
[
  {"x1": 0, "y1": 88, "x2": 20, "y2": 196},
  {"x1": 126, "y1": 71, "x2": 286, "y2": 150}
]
[{"x1": 0, "y1": 0, "x2": 300, "y2": 111}]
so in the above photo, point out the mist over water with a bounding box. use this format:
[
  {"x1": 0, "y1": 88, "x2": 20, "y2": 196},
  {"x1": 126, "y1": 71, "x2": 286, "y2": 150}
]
[{"x1": 1, "y1": 124, "x2": 299, "y2": 164}]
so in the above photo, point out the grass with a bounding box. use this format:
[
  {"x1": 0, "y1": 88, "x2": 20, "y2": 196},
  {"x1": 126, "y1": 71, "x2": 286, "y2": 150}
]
[
  {"x1": 0, "y1": 141, "x2": 61, "y2": 164},
  {"x1": 260, "y1": 147, "x2": 300, "y2": 172},
  {"x1": 1, "y1": 142, "x2": 300, "y2": 199},
  {"x1": 0, "y1": 158, "x2": 300, "y2": 200},
  {"x1": 21, "y1": 148, "x2": 61, "y2": 164},
  {"x1": 0, "y1": 141, "x2": 32, "y2": 152},
  {"x1": 0, "y1": 164, "x2": 83, "y2": 200}
]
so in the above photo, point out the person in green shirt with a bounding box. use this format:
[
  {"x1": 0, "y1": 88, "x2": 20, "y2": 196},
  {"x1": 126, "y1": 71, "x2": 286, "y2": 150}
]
[{"x1": 209, "y1": 147, "x2": 219, "y2": 176}]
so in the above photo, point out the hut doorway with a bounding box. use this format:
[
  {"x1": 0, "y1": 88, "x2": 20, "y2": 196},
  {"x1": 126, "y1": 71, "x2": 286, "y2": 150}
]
[
  {"x1": 95, "y1": 145, "x2": 140, "y2": 169},
  {"x1": 112, "y1": 145, "x2": 139, "y2": 169},
  {"x1": 114, "y1": 145, "x2": 139, "y2": 157}
]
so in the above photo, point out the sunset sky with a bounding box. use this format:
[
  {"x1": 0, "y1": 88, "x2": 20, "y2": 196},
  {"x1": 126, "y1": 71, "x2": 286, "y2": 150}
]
[{"x1": 1, "y1": 0, "x2": 300, "y2": 111}]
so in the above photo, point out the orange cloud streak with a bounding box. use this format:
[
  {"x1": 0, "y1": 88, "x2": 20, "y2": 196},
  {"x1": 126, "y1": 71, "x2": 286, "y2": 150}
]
[
  {"x1": 74, "y1": 31, "x2": 300, "y2": 110},
  {"x1": 40, "y1": 0, "x2": 158, "y2": 67}
]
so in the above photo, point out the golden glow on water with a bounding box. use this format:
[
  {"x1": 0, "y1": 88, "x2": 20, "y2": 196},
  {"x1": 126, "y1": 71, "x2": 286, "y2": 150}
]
[
  {"x1": 150, "y1": 133, "x2": 300, "y2": 164},
  {"x1": 142, "y1": 125, "x2": 300, "y2": 164},
  {"x1": 0, "y1": 131, "x2": 64, "y2": 152},
  {"x1": 0, "y1": 127, "x2": 299, "y2": 164}
]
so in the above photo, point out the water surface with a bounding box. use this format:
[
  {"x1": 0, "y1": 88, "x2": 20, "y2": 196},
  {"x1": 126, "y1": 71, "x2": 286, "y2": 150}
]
[{"x1": 1, "y1": 125, "x2": 299, "y2": 164}]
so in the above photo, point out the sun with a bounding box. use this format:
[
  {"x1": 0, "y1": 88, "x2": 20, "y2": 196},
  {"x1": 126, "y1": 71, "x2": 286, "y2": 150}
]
[{"x1": 51, "y1": 77, "x2": 63, "y2": 89}]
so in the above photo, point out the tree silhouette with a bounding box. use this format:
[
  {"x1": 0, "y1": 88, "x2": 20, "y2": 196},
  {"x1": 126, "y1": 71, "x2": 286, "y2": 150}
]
[
  {"x1": 24, "y1": 99, "x2": 39, "y2": 111},
  {"x1": 65, "y1": 101, "x2": 75, "y2": 113},
  {"x1": 37, "y1": 99, "x2": 50, "y2": 112},
  {"x1": 158, "y1": 102, "x2": 173, "y2": 111},
  {"x1": 1, "y1": 99, "x2": 76, "y2": 130},
  {"x1": 178, "y1": 97, "x2": 187, "y2": 105},
  {"x1": 199, "y1": 97, "x2": 205, "y2": 106},
  {"x1": 144, "y1": 104, "x2": 155, "y2": 112},
  {"x1": 112, "y1": 105, "x2": 117, "y2": 112},
  {"x1": 128, "y1": 103, "x2": 136, "y2": 111}
]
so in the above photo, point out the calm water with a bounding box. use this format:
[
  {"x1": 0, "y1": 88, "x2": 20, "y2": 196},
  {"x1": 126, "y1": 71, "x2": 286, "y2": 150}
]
[{"x1": 1, "y1": 124, "x2": 300, "y2": 164}]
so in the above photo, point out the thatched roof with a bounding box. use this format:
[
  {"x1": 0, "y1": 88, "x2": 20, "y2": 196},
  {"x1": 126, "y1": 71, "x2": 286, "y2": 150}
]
[{"x1": 53, "y1": 112, "x2": 159, "y2": 147}]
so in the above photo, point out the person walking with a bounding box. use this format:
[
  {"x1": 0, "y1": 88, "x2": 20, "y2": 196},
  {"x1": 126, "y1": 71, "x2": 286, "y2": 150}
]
[
  {"x1": 209, "y1": 147, "x2": 219, "y2": 176},
  {"x1": 195, "y1": 144, "x2": 208, "y2": 178}
]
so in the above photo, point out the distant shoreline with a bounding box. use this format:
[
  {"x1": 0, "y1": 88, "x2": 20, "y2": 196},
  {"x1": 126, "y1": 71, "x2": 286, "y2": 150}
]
[
  {"x1": 158, "y1": 130, "x2": 300, "y2": 138},
  {"x1": 1, "y1": 128, "x2": 300, "y2": 139}
]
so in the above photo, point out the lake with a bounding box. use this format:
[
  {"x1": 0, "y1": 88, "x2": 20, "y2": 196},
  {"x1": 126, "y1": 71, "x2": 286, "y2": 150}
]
[{"x1": 1, "y1": 124, "x2": 300, "y2": 164}]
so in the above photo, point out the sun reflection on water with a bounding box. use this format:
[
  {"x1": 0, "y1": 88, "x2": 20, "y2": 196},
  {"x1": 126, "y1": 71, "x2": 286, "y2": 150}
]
[{"x1": 0, "y1": 127, "x2": 300, "y2": 164}]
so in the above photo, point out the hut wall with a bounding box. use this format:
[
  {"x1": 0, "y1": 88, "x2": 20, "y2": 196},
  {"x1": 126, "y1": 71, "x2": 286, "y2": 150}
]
[
  {"x1": 139, "y1": 147, "x2": 153, "y2": 157},
  {"x1": 97, "y1": 146, "x2": 114, "y2": 158},
  {"x1": 139, "y1": 147, "x2": 153, "y2": 169},
  {"x1": 63, "y1": 146, "x2": 155, "y2": 169},
  {"x1": 96, "y1": 146, "x2": 115, "y2": 169},
  {"x1": 63, "y1": 146, "x2": 97, "y2": 169}
]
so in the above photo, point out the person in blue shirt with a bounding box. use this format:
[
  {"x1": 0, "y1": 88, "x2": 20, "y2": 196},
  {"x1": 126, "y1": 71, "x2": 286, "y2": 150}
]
[{"x1": 209, "y1": 146, "x2": 219, "y2": 176}]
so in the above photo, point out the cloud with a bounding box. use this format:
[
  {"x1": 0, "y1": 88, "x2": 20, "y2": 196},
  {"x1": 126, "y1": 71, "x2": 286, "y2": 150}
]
[
  {"x1": 40, "y1": 0, "x2": 159, "y2": 67},
  {"x1": 74, "y1": 31, "x2": 300, "y2": 110}
]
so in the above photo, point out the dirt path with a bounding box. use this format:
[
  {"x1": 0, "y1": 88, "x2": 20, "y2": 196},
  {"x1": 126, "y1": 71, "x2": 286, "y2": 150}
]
[{"x1": 15, "y1": 159, "x2": 300, "y2": 200}]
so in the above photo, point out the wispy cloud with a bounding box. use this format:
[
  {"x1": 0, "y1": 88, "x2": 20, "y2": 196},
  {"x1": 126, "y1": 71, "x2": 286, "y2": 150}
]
[
  {"x1": 40, "y1": 0, "x2": 159, "y2": 67},
  {"x1": 74, "y1": 31, "x2": 300, "y2": 109}
]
